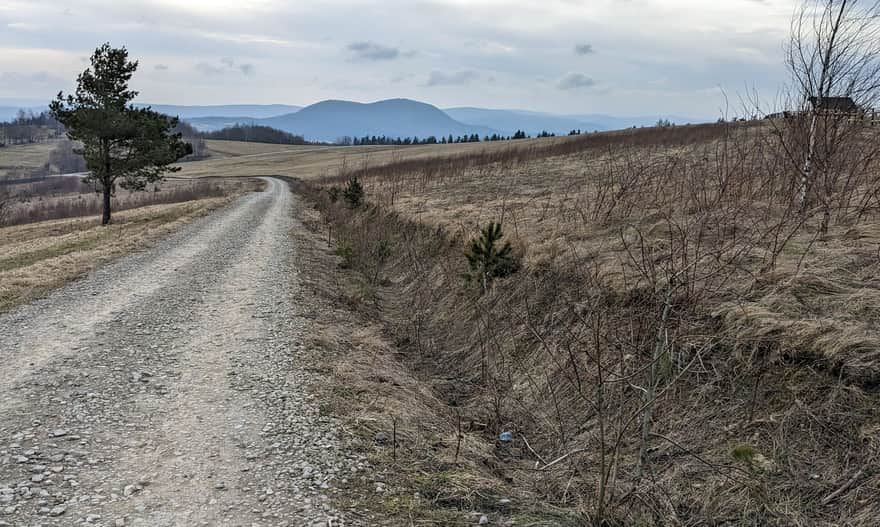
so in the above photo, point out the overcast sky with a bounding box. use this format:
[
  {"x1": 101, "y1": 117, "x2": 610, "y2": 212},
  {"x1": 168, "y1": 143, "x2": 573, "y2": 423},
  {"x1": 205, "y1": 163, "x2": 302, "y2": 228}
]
[{"x1": 0, "y1": 0, "x2": 798, "y2": 117}]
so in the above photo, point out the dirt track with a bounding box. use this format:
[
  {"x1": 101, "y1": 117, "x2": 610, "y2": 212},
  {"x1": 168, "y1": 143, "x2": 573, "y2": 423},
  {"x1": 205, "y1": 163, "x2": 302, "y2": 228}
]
[{"x1": 0, "y1": 178, "x2": 362, "y2": 526}]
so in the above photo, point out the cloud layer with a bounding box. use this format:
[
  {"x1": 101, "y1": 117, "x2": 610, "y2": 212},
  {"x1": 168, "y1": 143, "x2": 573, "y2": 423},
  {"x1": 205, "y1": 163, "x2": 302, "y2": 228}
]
[
  {"x1": 557, "y1": 73, "x2": 595, "y2": 90},
  {"x1": 347, "y1": 41, "x2": 400, "y2": 61},
  {"x1": 574, "y1": 43, "x2": 594, "y2": 56},
  {"x1": 424, "y1": 70, "x2": 479, "y2": 87},
  {"x1": 0, "y1": 0, "x2": 798, "y2": 116}
]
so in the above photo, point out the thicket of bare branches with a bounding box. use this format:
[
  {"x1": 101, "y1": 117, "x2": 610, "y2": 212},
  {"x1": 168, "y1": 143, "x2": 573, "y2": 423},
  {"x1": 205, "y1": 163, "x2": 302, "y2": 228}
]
[{"x1": 779, "y1": 0, "x2": 880, "y2": 232}]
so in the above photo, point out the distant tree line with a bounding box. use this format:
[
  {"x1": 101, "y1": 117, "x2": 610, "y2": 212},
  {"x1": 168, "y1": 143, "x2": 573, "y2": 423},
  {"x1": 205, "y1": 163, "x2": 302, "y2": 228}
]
[
  {"x1": 0, "y1": 111, "x2": 64, "y2": 146},
  {"x1": 338, "y1": 129, "x2": 555, "y2": 146},
  {"x1": 202, "y1": 124, "x2": 307, "y2": 145}
]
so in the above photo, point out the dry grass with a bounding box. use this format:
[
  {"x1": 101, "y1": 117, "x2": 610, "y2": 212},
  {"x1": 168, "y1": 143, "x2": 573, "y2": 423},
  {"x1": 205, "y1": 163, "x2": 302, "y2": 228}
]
[
  {"x1": 201, "y1": 139, "x2": 308, "y2": 158},
  {"x1": 178, "y1": 136, "x2": 552, "y2": 180},
  {"x1": 319, "y1": 122, "x2": 880, "y2": 383},
  {"x1": 0, "y1": 141, "x2": 59, "y2": 178},
  {"x1": 2, "y1": 177, "x2": 258, "y2": 226},
  {"x1": 287, "y1": 191, "x2": 580, "y2": 525},
  {"x1": 294, "y1": 120, "x2": 880, "y2": 525},
  {"x1": 0, "y1": 195, "x2": 239, "y2": 312}
]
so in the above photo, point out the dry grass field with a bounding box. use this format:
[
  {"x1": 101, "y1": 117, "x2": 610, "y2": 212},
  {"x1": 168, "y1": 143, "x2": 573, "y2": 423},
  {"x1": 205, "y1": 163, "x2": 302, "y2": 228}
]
[
  {"x1": 179, "y1": 136, "x2": 543, "y2": 179},
  {"x1": 0, "y1": 141, "x2": 59, "y2": 178},
  {"x1": 1, "y1": 176, "x2": 255, "y2": 226},
  {"x1": 0, "y1": 170, "x2": 261, "y2": 312},
  {"x1": 201, "y1": 138, "x2": 306, "y2": 158},
  {"x1": 294, "y1": 121, "x2": 880, "y2": 524},
  {"x1": 0, "y1": 196, "x2": 237, "y2": 312}
]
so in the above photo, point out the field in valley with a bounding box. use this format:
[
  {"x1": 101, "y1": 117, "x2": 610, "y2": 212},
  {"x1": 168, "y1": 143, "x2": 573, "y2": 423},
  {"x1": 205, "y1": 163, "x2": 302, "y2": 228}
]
[{"x1": 0, "y1": 141, "x2": 58, "y2": 178}]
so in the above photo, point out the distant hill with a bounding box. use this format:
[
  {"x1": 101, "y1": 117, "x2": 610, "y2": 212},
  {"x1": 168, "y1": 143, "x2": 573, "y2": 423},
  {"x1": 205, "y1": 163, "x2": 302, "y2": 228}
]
[
  {"x1": 137, "y1": 104, "x2": 301, "y2": 120},
  {"x1": 258, "y1": 99, "x2": 497, "y2": 142},
  {"x1": 158, "y1": 98, "x2": 709, "y2": 143},
  {"x1": 2, "y1": 98, "x2": 710, "y2": 143},
  {"x1": 444, "y1": 107, "x2": 608, "y2": 136},
  {"x1": 445, "y1": 107, "x2": 708, "y2": 136}
]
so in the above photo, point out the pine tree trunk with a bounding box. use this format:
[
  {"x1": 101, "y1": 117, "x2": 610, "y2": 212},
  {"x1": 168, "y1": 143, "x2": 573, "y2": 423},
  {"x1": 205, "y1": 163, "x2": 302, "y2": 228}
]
[
  {"x1": 101, "y1": 185, "x2": 112, "y2": 225},
  {"x1": 101, "y1": 139, "x2": 112, "y2": 225}
]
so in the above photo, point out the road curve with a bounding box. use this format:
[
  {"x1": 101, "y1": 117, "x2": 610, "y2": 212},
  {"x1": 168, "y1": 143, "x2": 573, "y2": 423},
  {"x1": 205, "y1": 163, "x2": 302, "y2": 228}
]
[{"x1": 0, "y1": 178, "x2": 360, "y2": 526}]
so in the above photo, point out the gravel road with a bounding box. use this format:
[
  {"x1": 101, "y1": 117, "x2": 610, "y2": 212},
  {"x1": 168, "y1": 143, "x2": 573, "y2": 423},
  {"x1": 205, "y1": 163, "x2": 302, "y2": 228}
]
[{"x1": 0, "y1": 178, "x2": 364, "y2": 526}]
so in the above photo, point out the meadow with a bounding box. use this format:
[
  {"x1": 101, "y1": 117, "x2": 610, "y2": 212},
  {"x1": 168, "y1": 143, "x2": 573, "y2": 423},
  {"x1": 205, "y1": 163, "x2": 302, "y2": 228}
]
[{"x1": 296, "y1": 120, "x2": 880, "y2": 525}]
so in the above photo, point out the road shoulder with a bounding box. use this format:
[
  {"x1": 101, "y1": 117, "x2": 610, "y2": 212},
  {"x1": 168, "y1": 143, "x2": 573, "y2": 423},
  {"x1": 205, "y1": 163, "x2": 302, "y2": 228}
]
[{"x1": 285, "y1": 180, "x2": 533, "y2": 526}]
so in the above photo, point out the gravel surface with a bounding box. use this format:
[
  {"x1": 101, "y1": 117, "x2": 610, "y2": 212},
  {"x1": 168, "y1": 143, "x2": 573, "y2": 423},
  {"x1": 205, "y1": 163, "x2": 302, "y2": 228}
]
[{"x1": 0, "y1": 178, "x2": 366, "y2": 526}]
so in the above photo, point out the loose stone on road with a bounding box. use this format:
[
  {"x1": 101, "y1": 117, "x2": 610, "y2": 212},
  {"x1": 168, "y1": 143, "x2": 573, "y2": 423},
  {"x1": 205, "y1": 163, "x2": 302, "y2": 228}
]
[{"x1": 0, "y1": 178, "x2": 364, "y2": 526}]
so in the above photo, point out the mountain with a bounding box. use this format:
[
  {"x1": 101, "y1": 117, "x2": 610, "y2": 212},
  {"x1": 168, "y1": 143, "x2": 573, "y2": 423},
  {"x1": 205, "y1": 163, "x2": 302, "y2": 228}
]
[
  {"x1": 156, "y1": 98, "x2": 710, "y2": 143},
  {"x1": 258, "y1": 99, "x2": 496, "y2": 142},
  {"x1": 137, "y1": 104, "x2": 301, "y2": 120},
  {"x1": 445, "y1": 107, "x2": 607, "y2": 136},
  {"x1": 445, "y1": 107, "x2": 709, "y2": 136}
]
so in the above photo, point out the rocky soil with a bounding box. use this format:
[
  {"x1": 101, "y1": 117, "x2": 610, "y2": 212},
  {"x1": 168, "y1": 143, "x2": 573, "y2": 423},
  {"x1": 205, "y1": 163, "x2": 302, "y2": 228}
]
[{"x1": 0, "y1": 178, "x2": 368, "y2": 527}]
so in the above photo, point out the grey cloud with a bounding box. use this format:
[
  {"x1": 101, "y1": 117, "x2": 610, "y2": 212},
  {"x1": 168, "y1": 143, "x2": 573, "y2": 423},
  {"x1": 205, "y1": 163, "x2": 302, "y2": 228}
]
[
  {"x1": 423, "y1": 70, "x2": 478, "y2": 87},
  {"x1": 346, "y1": 41, "x2": 400, "y2": 61},
  {"x1": 557, "y1": 73, "x2": 596, "y2": 90},
  {"x1": 390, "y1": 73, "x2": 416, "y2": 83},
  {"x1": 574, "y1": 43, "x2": 594, "y2": 55},
  {"x1": 154, "y1": 64, "x2": 169, "y2": 71},
  {"x1": 0, "y1": 71, "x2": 65, "y2": 87},
  {"x1": 0, "y1": 0, "x2": 791, "y2": 117},
  {"x1": 196, "y1": 59, "x2": 254, "y2": 76},
  {"x1": 195, "y1": 62, "x2": 224, "y2": 76}
]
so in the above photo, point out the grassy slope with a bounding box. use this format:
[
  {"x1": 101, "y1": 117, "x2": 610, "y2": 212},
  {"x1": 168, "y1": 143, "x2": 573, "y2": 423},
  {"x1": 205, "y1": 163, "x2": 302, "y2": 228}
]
[
  {"x1": 179, "y1": 137, "x2": 556, "y2": 179},
  {"x1": 0, "y1": 197, "x2": 240, "y2": 312},
  {"x1": 289, "y1": 123, "x2": 880, "y2": 525},
  {"x1": 0, "y1": 141, "x2": 59, "y2": 177}
]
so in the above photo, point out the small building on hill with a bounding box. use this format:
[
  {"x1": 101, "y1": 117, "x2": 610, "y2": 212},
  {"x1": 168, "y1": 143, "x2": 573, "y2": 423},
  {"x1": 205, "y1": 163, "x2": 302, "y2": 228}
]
[{"x1": 809, "y1": 96, "x2": 859, "y2": 113}]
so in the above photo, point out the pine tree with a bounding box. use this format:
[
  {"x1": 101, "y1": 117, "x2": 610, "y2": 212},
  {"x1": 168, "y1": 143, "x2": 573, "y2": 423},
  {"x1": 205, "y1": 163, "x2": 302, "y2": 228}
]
[
  {"x1": 342, "y1": 176, "x2": 364, "y2": 208},
  {"x1": 49, "y1": 43, "x2": 190, "y2": 225},
  {"x1": 465, "y1": 222, "x2": 521, "y2": 293}
]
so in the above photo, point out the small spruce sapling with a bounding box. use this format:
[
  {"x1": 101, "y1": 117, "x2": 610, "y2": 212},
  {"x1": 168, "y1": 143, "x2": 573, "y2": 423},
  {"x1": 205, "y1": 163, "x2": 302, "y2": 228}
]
[
  {"x1": 343, "y1": 177, "x2": 364, "y2": 208},
  {"x1": 465, "y1": 222, "x2": 521, "y2": 293}
]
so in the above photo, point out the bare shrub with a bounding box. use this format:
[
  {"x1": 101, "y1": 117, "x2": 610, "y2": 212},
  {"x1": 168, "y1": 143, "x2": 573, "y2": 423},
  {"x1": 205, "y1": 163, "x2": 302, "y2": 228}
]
[
  {"x1": 0, "y1": 186, "x2": 9, "y2": 227},
  {"x1": 302, "y1": 110, "x2": 880, "y2": 524},
  {"x1": 775, "y1": 0, "x2": 880, "y2": 232},
  {"x1": 47, "y1": 140, "x2": 87, "y2": 174}
]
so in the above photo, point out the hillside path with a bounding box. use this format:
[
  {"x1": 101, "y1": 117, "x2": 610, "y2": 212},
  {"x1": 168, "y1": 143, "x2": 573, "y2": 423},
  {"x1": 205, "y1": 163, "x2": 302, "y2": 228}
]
[{"x1": 0, "y1": 178, "x2": 363, "y2": 527}]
